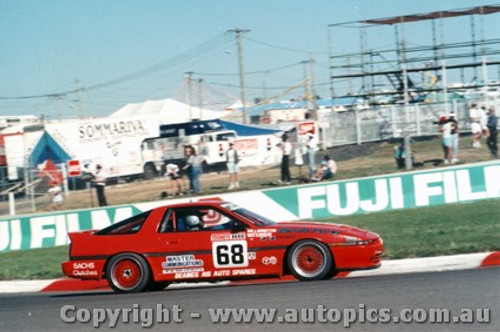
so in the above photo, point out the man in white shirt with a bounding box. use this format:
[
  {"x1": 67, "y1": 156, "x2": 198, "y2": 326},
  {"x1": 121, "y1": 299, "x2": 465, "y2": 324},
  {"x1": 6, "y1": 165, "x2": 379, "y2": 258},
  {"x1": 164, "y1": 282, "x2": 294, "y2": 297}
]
[
  {"x1": 92, "y1": 164, "x2": 108, "y2": 206},
  {"x1": 305, "y1": 130, "x2": 317, "y2": 178},
  {"x1": 226, "y1": 142, "x2": 240, "y2": 189},
  {"x1": 469, "y1": 103, "x2": 482, "y2": 148},
  {"x1": 279, "y1": 134, "x2": 292, "y2": 184}
]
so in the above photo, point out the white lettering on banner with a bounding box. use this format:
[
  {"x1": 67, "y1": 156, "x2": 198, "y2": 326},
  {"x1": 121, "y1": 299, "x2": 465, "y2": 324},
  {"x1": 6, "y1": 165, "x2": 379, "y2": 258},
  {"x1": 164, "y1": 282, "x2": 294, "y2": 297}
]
[
  {"x1": 456, "y1": 170, "x2": 488, "y2": 201},
  {"x1": 327, "y1": 183, "x2": 359, "y2": 216},
  {"x1": 298, "y1": 187, "x2": 326, "y2": 219},
  {"x1": 360, "y1": 179, "x2": 389, "y2": 212},
  {"x1": 66, "y1": 214, "x2": 81, "y2": 233},
  {"x1": 484, "y1": 166, "x2": 500, "y2": 198},
  {"x1": 90, "y1": 208, "x2": 133, "y2": 230},
  {"x1": 442, "y1": 171, "x2": 458, "y2": 203},
  {"x1": 55, "y1": 215, "x2": 68, "y2": 246},
  {"x1": 389, "y1": 177, "x2": 404, "y2": 209},
  {"x1": 0, "y1": 220, "x2": 23, "y2": 251},
  {"x1": 30, "y1": 217, "x2": 56, "y2": 249},
  {"x1": 11, "y1": 219, "x2": 22, "y2": 251},
  {"x1": 414, "y1": 173, "x2": 444, "y2": 207}
]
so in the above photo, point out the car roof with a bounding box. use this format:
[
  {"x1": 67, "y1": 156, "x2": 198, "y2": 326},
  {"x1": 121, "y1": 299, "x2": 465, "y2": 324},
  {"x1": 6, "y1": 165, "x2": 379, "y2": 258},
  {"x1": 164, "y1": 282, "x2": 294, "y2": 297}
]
[{"x1": 159, "y1": 200, "x2": 230, "y2": 210}]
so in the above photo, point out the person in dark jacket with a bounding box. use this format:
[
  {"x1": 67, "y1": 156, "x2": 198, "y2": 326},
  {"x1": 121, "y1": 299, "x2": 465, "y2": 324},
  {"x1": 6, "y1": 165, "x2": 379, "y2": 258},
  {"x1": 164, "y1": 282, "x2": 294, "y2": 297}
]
[{"x1": 487, "y1": 107, "x2": 498, "y2": 157}]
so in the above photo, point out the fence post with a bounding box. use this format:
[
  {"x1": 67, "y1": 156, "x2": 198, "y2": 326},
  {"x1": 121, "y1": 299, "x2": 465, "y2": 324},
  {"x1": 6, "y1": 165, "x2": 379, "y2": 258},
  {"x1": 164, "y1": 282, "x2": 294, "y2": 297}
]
[
  {"x1": 415, "y1": 104, "x2": 421, "y2": 136},
  {"x1": 61, "y1": 163, "x2": 69, "y2": 196},
  {"x1": 8, "y1": 192, "x2": 15, "y2": 216},
  {"x1": 391, "y1": 106, "x2": 396, "y2": 138},
  {"x1": 355, "y1": 109, "x2": 362, "y2": 145}
]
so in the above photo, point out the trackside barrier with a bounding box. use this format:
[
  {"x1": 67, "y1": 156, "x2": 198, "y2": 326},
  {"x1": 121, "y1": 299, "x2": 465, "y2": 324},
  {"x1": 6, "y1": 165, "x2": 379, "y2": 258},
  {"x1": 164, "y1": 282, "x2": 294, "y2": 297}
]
[{"x1": 0, "y1": 160, "x2": 499, "y2": 252}]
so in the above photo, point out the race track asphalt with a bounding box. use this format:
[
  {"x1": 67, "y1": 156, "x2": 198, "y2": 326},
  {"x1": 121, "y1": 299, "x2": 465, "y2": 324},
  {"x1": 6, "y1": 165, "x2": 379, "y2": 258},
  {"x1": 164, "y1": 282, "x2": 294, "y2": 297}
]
[{"x1": 0, "y1": 267, "x2": 498, "y2": 331}]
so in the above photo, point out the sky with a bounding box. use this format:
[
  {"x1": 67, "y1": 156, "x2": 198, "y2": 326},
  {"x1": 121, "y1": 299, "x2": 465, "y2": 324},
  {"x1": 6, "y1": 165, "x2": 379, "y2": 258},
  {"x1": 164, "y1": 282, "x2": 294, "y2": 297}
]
[{"x1": 1, "y1": 0, "x2": 499, "y2": 120}]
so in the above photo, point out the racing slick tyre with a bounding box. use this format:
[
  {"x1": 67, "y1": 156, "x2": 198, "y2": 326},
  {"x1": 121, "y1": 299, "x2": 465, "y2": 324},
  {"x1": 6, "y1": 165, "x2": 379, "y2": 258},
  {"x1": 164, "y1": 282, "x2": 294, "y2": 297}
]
[
  {"x1": 106, "y1": 253, "x2": 151, "y2": 293},
  {"x1": 146, "y1": 281, "x2": 171, "y2": 292},
  {"x1": 287, "y1": 240, "x2": 333, "y2": 281}
]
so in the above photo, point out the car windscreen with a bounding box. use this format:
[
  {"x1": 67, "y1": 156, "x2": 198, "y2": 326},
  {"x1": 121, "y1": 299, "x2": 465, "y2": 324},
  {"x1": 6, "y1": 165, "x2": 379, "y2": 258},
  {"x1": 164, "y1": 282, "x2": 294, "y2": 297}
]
[
  {"x1": 95, "y1": 210, "x2": 151, "y2": 235},
  {"x1": 231, "y1": 208, "x2": 276, "y2": 226}
]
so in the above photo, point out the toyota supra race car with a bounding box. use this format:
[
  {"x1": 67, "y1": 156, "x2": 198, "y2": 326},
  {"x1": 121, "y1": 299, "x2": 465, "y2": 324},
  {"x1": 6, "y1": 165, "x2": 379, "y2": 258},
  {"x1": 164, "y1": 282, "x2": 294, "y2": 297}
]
[{"x1": 62, "y1": 201, "x2": 384, "y2": 293}]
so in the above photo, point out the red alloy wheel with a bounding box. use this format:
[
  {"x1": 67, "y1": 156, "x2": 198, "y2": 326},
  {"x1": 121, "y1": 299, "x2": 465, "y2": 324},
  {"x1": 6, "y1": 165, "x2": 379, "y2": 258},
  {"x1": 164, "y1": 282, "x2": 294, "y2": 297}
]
[
  {"x1": 288, "y1": 240, "x2": 332, "y2": 280},
  {"x1": 296, "y1": 246, "x2": 325, "y2": 274},
  {"x1": 112, "y1": 259, "x2": 142, "y2": 289}
]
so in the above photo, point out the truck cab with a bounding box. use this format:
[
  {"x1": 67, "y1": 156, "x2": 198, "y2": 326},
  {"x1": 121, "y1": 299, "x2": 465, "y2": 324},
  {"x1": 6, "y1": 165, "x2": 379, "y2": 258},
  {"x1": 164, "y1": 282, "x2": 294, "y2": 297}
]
[{"x1": 141, "y1": 120, "x2": 237, "y2": 178}]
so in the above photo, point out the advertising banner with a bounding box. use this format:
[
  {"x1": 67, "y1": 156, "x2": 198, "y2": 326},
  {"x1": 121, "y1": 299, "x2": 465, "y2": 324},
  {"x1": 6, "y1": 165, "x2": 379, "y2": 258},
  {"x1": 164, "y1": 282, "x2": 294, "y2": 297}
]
[{"x1": 0, "y1": 161, "x2": 498, "y2": 252}]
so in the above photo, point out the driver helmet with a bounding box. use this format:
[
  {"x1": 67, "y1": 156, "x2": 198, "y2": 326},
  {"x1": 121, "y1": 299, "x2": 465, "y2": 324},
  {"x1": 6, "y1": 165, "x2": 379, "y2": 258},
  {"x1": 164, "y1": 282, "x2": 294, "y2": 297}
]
[{"x1": 185, "y1": 215, "x2": 203, "y2": 230}]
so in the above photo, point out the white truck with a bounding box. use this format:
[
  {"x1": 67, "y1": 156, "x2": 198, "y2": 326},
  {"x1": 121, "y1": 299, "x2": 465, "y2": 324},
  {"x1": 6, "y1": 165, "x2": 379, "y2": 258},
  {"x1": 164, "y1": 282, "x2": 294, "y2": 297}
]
[
  {"x1": 44, "y1": 118, "x2": 236, "y2": 181},
  {"x1": 142, "y1": 120, "x2": 237, "y2": 177}
]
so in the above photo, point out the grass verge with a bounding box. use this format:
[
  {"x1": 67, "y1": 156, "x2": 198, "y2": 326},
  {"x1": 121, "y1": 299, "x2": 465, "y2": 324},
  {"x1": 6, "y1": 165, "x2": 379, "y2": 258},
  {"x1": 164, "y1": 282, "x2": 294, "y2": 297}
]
[{"x1": 0, "y1": 199, "x2": 498, "y2": 280}]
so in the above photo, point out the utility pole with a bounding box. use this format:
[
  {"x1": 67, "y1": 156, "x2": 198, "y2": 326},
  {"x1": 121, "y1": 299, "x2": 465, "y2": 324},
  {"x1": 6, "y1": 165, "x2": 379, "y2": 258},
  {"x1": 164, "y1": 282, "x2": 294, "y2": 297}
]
[
  {"x1": 198, "y1": 78, "x2": 203, "y2": 120},
  {"x1": 301, "y1": 59, "x2": 312, "y2": 118},
  {"x1": 301, "y1": 59, "x2": 310, "y2": 99},
  {"x1": 185, "y1": 72, "x2": 194, "y2": 121},
  {"x1": 327, "y1": 27, "x2": 334, "y2": 98},
  {"x1": 228, "y1": 28, "x2": 250, "y2": 124},
  {"x1": 309, "y1": 54, "x2": 318, "y2": 119},
  {"x1": 400, "y1": 20, "x2": 412, "y2": 171}
]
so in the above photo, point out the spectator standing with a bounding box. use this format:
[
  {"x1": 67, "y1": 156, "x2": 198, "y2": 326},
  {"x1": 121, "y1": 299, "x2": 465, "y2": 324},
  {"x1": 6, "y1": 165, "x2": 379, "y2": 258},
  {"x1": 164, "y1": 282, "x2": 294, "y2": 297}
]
[
  {"x1": 47, "y1": 181, "x2": 63, "y2": 210},
  {"x1": 279, "y1": 134, "x2": 292, "y2": 184},
  {"x1": 226, "y1": 142, "x2": 240, "y2": 189},
  {"x1": 165, "y1": 163, "x2": 183, "y2": 196},
  {"x1": 394, "y1": 143, "x2": 406, "y2": 169},
  {"x1": 305, "y1": 130, "x2": 317, "y2": 178},
  {"x1": 481, "y1": 105, "x2": 490, "y2": 139},
  {"x1": 92, "y1": 164, "x2": 108, "y2": 206},
  {"x1": 448, "y1": 113, "x2": 459, "y2": 163},
  {"x1": 183, "y1": 146, "x2": 204, "y2": 193},
  {"x1": 182, "y1": 145, "x2": 194, "y2": 192},
  {"x1": 487, "y1": 107, "x2": 498, "y2": 158},
  {"x1": 439, "y1": 117, "x2": 453, "y2": 164},
  {"x1": 469, "y1": 103, "x2": 482, "y2": 148}
]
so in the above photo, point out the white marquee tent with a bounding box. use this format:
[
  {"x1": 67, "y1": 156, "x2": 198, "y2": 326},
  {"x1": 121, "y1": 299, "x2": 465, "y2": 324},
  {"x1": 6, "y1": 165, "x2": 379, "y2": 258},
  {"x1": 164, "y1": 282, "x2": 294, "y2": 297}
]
[{"x1": 109, "y1": 98, "x2": 230, "y2": 124}]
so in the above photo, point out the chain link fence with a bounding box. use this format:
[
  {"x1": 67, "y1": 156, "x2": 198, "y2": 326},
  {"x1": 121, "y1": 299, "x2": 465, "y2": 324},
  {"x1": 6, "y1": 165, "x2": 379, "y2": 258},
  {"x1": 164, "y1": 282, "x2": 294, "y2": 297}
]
[
  {"x1": 0, "y1": 164, "x2": 70, "y2": 216},
  {"x1": 321, "y1": 97, "x2": 500, "y2": 147}
]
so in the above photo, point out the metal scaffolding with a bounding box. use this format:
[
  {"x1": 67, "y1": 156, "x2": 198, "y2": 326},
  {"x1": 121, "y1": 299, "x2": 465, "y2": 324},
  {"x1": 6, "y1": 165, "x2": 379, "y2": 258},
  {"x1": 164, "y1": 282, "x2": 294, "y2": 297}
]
[{"x1": 327, "y1": 4, "x2": 500, "y2": 103}]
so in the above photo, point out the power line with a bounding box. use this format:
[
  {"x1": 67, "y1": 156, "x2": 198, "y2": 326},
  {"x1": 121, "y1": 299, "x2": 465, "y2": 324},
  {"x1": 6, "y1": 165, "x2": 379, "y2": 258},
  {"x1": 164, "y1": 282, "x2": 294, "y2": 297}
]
[
  {"x1": 244, "y1": 36, "x2": 329, "y2": 55},
  {"x1": 194, "y1": 61, "x2": 303, "y2": 76},
  {"x1": 0, "y1": 32, "x2": 233, "y2": 100}
]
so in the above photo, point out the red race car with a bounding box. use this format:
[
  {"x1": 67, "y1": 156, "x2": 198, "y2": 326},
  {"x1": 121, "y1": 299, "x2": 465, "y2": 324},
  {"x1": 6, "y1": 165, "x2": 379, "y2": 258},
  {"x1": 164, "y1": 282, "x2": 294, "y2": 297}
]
[{"x1": 62, "y1": 201, "x2": 383, "y2": 293}]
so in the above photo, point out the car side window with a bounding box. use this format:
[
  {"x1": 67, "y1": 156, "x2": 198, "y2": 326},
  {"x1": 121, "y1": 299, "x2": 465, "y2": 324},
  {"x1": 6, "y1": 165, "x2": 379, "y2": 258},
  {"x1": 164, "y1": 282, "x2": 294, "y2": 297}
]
[
  {"x1": 201, "y1": 207, "x2": 246, "y2": 232},
  {"x1": 158, "y1": 209, "x2": 174, "y2": 233},
  {"x1": 171, "y1": 206, "x2": 247, "y2": 232},
  {"x1": 174, "y1": 209, "x2": 203, "y2": 232}
]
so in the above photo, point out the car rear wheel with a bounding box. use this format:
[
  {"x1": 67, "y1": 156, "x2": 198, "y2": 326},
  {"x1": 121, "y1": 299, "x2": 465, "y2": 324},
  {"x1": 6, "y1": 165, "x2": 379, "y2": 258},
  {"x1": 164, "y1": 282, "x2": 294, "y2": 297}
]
[
  {"x1": 106, "y1": 253, "x2": 151, "y2": 293},
  {"x1": 287, "y1": 240, "x2": 333, "y2": 281}
]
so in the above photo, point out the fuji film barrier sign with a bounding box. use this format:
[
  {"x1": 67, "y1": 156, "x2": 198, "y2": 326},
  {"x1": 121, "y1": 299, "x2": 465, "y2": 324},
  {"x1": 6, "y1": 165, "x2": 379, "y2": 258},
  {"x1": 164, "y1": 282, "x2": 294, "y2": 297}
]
[
  {"x1": 263, "y1": 161, "x2": 500, "y2": 219},
  {"x1": 0, "y1": 161, "x2": 498, "y2": 252}
]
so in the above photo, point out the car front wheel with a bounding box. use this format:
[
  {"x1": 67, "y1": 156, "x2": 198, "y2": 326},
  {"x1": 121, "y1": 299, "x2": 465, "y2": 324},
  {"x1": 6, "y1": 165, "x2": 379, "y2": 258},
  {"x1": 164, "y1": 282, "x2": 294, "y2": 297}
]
[
  {"x1": 287, "y1": 240, "x2": 333, "y2": 281},
  {"x1": 106, "y1": 253, "x2": 151, "y2": 293}
]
